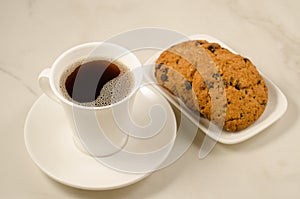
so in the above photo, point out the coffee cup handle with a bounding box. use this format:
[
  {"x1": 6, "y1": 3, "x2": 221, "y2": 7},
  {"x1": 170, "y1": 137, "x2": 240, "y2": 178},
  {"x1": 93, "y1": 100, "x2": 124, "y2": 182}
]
[{"x1": 38, "y1": 68, "x2": 60, "y2": 103}]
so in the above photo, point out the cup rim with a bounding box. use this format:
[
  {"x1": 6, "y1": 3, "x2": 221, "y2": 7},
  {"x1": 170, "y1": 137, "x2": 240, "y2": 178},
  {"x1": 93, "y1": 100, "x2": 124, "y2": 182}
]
[{"x1": 48, "y1": 42, "x2": 141, "y2": 110}]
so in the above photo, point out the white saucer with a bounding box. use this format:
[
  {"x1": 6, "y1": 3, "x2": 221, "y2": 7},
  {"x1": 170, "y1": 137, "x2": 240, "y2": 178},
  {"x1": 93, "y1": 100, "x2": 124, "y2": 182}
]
[{"x1": 24, "y1": 85, "x2": 176, "y2": 190}]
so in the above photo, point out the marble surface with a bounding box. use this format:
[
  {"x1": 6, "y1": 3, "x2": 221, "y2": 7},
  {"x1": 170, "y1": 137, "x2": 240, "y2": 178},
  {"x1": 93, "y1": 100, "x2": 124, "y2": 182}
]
[{"x1": 1, "y1": 0, "x2": 300, "y2": 198}]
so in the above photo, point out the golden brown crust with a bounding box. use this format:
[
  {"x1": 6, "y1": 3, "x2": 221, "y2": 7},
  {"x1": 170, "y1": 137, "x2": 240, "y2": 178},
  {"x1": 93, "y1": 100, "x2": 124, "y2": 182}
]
[{"x1": 155, "y1": 40, "x2": 268, "y2": 131}]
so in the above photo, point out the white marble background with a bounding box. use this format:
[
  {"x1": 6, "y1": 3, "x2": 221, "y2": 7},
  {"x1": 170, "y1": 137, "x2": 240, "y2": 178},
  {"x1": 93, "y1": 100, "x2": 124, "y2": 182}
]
[{"x1": 1, "y1": 0, "x2": 300, "y2": 198}]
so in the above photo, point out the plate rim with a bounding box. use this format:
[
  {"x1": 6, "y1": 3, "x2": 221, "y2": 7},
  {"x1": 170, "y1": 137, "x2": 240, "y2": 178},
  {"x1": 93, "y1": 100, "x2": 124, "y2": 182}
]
[{"x1": 144, "y1": 34, "x2": 288, "y2": 144}]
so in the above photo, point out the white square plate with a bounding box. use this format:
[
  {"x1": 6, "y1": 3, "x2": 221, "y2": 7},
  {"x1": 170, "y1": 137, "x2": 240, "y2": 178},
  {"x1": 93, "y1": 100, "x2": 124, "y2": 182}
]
[{"x1": 144, "y1": 34, "x2": 288, "y2": 144}]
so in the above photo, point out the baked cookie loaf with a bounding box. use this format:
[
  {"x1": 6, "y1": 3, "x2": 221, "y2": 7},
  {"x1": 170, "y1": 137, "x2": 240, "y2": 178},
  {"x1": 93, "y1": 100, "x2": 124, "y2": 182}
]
[{"x1": 155, "y1": 40, "x2": 268, "y2": 131}]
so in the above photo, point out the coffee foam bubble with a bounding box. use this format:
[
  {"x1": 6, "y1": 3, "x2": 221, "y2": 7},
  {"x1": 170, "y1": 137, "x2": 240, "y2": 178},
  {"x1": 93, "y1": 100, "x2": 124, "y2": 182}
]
[{"x1": 59, "y1": 58, "x2": 135, "y2": 107}]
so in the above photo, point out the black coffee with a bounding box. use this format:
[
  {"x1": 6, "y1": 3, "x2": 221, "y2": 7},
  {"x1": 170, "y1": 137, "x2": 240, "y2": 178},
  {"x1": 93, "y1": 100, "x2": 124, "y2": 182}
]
[{"x1": 60, "y1": 59, "x2": 134, "y2": 106}]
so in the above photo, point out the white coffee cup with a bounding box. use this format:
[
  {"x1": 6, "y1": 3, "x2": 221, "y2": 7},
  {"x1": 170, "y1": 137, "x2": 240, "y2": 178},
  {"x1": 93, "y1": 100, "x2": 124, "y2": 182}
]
[{"x1": 38, "y1": 42, "x2": 142, "y2": 157}]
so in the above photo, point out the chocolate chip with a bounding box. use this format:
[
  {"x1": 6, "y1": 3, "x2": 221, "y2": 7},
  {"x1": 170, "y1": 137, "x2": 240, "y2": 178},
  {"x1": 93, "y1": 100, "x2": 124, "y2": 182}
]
[
  {"x1": 205, "y1": 80, "x2": 214, "y2": 89},
  {"x1": 257, "y1": 80, "x2": 261, "y2": 85},
  {"x1": 195, "y1": 41, "x2": 203, "y2": 46},
  {"x1": 160, "y1": 74, "x2": 168, "y2": 82},
  {"x1": 208, "y1": 45, "x2": 215, "y2": 53},
  {"x1": 230, "y1": 77, "x2": 234, "y2": 86},
  {"x1": 235, "y1": 83, "x2": 241, "y2": 90},
  {"x1": 222, "y1": 79, "x2": 228, "y2": 86},
  {"x1": 185, "y1": 81, "x2": 192, "y2": 90},
  {"x1": 156, "y1": 63, "x2": 163, "y2": 69},
  {"x1": 243, "y1": 58, "x2": 249, "y2": 63},
  {"x1": 240, "y1": 113, "x2": 244, "y2": 118},
  {"x1": 176, "y1": 59, "x2": 179, "y2": 64},
  {"x1": 212, "y1": 73, "x2": 220, "y2": 79}
]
